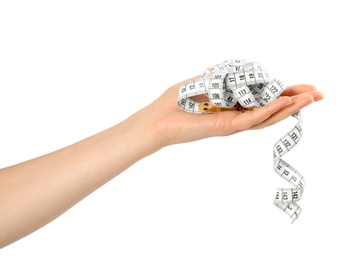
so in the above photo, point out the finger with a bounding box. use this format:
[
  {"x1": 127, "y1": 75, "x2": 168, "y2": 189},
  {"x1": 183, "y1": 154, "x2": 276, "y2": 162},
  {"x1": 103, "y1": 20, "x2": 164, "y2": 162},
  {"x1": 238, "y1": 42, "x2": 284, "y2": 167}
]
[
  {"x1": 223, "y1": 96, "x2": 293, "y2": 132},
  {"x1": 251, "y1": 95, "x2": 314, "y2": 130},
  {"x1": 281, "y1": 84, "x2": 317, "y2": 97},
  {"x1": 289, "y1": 90, "x2": 324, "y2": 102}
]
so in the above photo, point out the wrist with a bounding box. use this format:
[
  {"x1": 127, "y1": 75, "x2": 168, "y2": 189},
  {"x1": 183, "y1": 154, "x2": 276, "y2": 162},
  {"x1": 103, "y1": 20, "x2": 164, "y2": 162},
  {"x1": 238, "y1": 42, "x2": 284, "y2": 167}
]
[{"x1": 117, "y1": 109, "x2": 164, "y2": 160}]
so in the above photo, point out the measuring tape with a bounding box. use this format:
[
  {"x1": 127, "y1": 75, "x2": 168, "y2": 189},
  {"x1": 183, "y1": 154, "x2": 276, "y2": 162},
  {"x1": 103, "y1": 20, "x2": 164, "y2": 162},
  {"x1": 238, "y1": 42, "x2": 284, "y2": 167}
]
[{"x1": 177, "y1": 59, "x2": 304, "y2": 223}]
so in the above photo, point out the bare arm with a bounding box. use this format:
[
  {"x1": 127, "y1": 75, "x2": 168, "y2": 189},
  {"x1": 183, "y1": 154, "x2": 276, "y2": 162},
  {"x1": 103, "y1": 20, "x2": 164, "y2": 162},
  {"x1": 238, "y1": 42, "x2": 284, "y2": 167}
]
[
  {"x1": 0, "y1": 77, "x2": 323, "y2": 248},
  {"x1": 0, "y1": 113, "x2": 159, "y2": 248}
]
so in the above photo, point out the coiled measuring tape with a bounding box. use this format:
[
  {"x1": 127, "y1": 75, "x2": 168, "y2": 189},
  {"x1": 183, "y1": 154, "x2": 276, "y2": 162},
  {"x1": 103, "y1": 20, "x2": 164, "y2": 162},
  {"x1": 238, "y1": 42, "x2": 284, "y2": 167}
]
[{"x1": 177, "y1": 59, "x2": 304, "y2": 223}]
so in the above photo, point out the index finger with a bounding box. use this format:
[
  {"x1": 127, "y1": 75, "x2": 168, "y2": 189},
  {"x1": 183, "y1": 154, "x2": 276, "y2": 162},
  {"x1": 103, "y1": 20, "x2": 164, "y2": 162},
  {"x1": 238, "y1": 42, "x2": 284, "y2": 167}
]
[{"x1": 281, "y1": 84, "x2": 317, "y2": 96}]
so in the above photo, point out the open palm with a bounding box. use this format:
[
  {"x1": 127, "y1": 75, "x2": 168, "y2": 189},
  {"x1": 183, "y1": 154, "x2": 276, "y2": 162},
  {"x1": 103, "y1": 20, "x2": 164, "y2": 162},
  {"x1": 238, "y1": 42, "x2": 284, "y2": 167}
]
[{"x1": 142, "y1": 76, "x2": 323, "y2": 147}]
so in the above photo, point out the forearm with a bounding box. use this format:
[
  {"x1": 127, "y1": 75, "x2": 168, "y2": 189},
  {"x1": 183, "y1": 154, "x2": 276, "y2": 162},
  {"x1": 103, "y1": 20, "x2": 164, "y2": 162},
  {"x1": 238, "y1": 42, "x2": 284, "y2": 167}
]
[{"x1": 0, "y1": 110, "x2": 159, "y2": 248}]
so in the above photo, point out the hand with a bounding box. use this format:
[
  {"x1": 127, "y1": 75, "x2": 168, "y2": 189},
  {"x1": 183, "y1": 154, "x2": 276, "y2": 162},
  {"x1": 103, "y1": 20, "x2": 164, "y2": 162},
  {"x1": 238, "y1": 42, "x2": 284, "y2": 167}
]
[{"x1": 138, "y1": 76, "x2": 324, "y2": 149}]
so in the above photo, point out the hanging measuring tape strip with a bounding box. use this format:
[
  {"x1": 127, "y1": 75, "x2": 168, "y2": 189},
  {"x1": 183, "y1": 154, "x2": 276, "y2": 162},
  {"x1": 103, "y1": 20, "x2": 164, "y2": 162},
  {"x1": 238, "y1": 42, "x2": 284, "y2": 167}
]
[{"x1": 177, "y1": 59, "x2": 304, "y2": 223}]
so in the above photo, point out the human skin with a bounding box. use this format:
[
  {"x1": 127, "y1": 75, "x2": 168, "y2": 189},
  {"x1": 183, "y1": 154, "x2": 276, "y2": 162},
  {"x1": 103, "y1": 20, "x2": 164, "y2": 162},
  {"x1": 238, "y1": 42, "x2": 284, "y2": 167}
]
[{"x1": 0, "y1": 76, "x2": 323, "y2": 248}]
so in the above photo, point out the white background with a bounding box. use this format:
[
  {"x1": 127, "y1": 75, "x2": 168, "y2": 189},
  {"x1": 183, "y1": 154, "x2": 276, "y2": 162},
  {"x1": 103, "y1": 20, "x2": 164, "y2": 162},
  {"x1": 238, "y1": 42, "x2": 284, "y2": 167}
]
[{"x1": 0, "y1": 0, "x2": 347, "y2": 259}]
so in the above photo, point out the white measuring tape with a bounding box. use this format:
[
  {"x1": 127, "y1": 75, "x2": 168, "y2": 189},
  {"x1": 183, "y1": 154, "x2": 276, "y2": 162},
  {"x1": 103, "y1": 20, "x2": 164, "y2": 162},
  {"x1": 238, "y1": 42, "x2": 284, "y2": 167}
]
[{"x1": 177, "y1": 59, "x2": 304, "y2": 223}]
